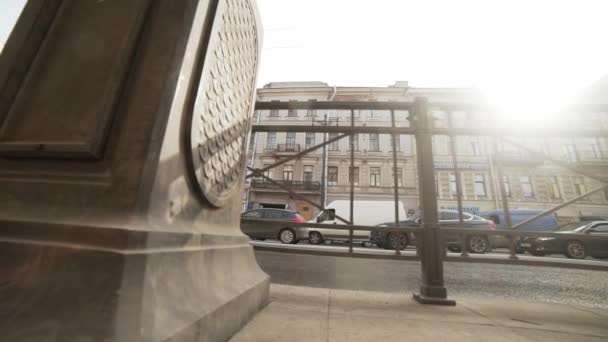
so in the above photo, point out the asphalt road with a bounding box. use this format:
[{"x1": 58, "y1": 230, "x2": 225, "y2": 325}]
[{"x1": 254, "y1": 250, "x2": 608, "y2": 309}]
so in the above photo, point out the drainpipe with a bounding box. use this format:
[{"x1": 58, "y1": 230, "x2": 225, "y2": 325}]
[
  {"x1": 245, "y1": 94, "x2": 262, "y2": 210},
  {"x1": 487, "y1": 136, "x2": 501, "y2": 209},
  {"x1": 321, "y1": 86, "x2": 337, "y2": 208}
]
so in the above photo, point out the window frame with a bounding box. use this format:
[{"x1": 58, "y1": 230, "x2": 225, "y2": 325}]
[
  {"x1": 349, "y1": 166, "x2": 359, "y2": 186},
  {"x1": 370, "y1": 167, "x2": 381, "y2": 187},
  {"x1": 328, "y1": 132, "x2": 340, "y2": 151},
  {"x1": 474, "y1": 173, "x2": 487, "y2": 196},
  {"x1": 369, "y1": 133, "x2": 380, "y2": 152},
  {"x1": 520, "y1": 175, "x2": 534, "y2": 198},
  {"x1": 265, "y1": 132, "x2": 277, "y2": 149},
  {"x1": 283, "y1": 165, "x2": 294, "y2": 181},
  {"x1": 327, "y1": 166, "x2": 339, "y2": 186}
]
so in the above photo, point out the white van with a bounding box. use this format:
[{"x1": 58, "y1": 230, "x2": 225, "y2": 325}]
[{"x1": 302, "y1": 200, "x2": 406, "y2": 244}]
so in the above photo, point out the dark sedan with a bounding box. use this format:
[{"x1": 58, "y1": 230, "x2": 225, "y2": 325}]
[
  {"x1": 371, "y1": 210, "x2": 496, "y2": 254},
  {"x1": 521, "y1": 221, "x2": 608, "y2": 259},
  {"x1": 240, "y1": 208, "x2": 306, "y2": 244}
]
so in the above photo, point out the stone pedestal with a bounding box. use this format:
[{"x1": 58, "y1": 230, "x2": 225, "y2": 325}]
[{"x1": 0, "y1": 0, "x2": 269, "y2": 341}]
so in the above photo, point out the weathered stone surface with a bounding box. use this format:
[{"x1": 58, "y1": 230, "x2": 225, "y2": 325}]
[{"x1": 0, "y1": 0, "x2": 267, "y2": 341}]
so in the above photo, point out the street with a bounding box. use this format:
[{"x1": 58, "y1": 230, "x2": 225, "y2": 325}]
[{"x1": 254, "y1": 249, "x2": 608, "y2": 309}]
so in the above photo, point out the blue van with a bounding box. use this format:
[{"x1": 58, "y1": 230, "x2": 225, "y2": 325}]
[{"x1": 477, "y1": 209, "x2": 560, "y2": 249}]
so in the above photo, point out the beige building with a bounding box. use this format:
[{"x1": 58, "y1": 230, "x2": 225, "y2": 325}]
[{"x1": 245, "y1": 81, "x2": 608, "y2": 222}]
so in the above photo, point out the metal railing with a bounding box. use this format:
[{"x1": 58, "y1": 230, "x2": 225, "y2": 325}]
[
  {"x1": 276, "y1": 143, "x2": 301, "y2": 152},
  {"x1": 245, "y1": 99, "x2": 608, "y2": 305},
  {"x1": 242, "y1": 219, "x2": 608, "y2": 271},
  {"x1": 251, "y1": 179, "x2": 321, "y2": 192}
]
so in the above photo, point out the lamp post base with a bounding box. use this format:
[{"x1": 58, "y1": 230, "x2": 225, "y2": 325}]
[{"x1": 413, "y1": 293, "x2": 456, "y2": 306}]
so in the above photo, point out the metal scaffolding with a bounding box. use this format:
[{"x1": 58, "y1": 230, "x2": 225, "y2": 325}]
[{"x1": 244, "y1": 98, "x2": 608, "y2": 305}]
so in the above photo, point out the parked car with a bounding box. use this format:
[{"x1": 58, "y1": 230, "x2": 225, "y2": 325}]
[
  {"x1": 520, "y1": 221, "x2": 608, "y2": 259},
  {"x1": 477, "y1": 209, "x2": 560, "y2": 250},
  {"x1": 240, "y1": 208, "x2": 306, "y2": 244},
  {"x1": 302, "y1": 200, "x2": 406, "y2": 245},
  {"x1": 372, "y1": 210, "x2": 496, "y2": 254}
]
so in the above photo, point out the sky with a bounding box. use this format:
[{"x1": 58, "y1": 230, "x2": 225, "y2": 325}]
[
  {"x1": 2, "y1": 0, "x2": 607, "y2": 116},
  {"x1": 256, "y1": 0, "x2": 608, "y2": 115}
]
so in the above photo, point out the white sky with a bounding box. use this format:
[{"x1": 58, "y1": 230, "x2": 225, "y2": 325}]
[
  {"x1": 256, "y1": 0, "x2": 608, "y2": 115},
  {"x1": 1, "y1": 0, "x2": 607, "y2": 116}
]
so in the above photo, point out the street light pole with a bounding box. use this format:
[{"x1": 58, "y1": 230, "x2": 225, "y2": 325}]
[{"x1": 412, "y1": 97, "x2": 455, "y2": 306}]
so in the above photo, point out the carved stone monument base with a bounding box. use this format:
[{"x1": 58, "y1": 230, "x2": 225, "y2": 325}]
[{"x1": 0, "y1": 0, "x2": 268, "y2": 340}]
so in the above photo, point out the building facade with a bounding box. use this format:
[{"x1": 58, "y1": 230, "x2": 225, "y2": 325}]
[{"x1": 245, "y1": 81, "x2": 608, "y2": 222}]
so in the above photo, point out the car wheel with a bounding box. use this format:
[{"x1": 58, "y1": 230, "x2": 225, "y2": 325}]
[
  {"x1": 565, "y1": 240, "x2": 587, "y2": 259},
  {"x1": 529, "y1": 250, "x2": 545, "y2": 257},
  {"x1": 386, "y1": 232, "x2": 408, "y2": 250},
  {"x1": 278, "y1": 228, "x2": 297, "y2": 244},
  {"x1": 309, "y1": 231, "x2": 323, "y2": 245},
  {"x1": 467, "y1": 235, "x2": 489, "y2": 254}
]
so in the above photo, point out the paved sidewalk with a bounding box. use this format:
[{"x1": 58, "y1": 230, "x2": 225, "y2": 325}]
[{"x1": 231, "y1": 284, "x2": 608, "y2": 342}]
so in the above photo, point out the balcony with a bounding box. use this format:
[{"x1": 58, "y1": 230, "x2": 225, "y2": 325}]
[
  {"x1": 564, "y1": 150, "x2": 608, "y2": 164},
  {"x1": 251, "y1": 179, "x2": 321, "y2": 193},
  {"x1": 494, "y1": 150, "x2": 543, "y2": 165},
  {"x1": 274, "y1": 143, "x2": 301, "y2": 153}
]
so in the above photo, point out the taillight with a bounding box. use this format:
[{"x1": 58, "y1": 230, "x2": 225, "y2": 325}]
[{"x1": 294, "y1": 217, "x2": 305, "y2": 223}]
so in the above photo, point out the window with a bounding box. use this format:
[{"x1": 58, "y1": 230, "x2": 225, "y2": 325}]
[
  {"x1": 263, "y1": 164, "x2": 273, "y2": 179},
  {"x1": 520, "y1": 176, "x2": 534, "y2": 198},
  {"x1": 306, "y1": 99, "x2": 317, "y2": 117},
  {"x1": 573, "y1": 177, "x2": 587, "y2": 196},
  {"x1": 470, "y1": 141, "x2": 481, "y2": 156},
  {"x1": 449, "y1": 173, "x2": 458, "y2": 196},
  {"x1": 329, "y1": 133, "x2": 340, "y2": 151},
  {"x1": 604, "y1": 189, "x2": 608, "y2": 202},
  {"x1": 303, "y1": 165, "x2": 314, "y2": 182},
  {"x1": 391, "y1": 135, "x2": 401, "y2": 151},
  {"x1": 435, "y1": 174, "x2": 439, "y2": 196},
  {"x1": 287, "y1": 100, "x2": 298, "y2": 117},
  {"x1": 370, "y1": 167, "x2": 381, "y2": 187},
  {"x1": 283, "y1": 165, "x2": 293, "y2": 181},
  {"x1": 549, "y1": 176, "x2": 561, "y2": 199},
  {"x1": 369, "y1": 133, "x2": 380, "y2": 151},
  {"x1": 349, "y1": 134, "x2": 359, "y2": 151},
  {"x1": 592, "y1": 224, "x2": 608, "y2": 232},
  {"x1": 269, "y1": 100, "x2": 280, "y2": 117},
  {"x1": 474, "y1": 174, "x2": 486, "y2": 196},
  {"x1": 305, "y1": 132, "x2": 315, "y2": 148},
  {"x1": 502, "y1": 175, "x2": 511, "y2": 197},
  {"x1": 563, "y1": 144, "x2": 577, "y2": 162},
  {"x1": 265, "y1": 209, "x2": 288, "y2": 219},
  {"x1": 242, "y1": 210, "x2": 263, "y2": 218},
  {"x1": 266, "y1": 132, "x2": 276, "y2": 149},
  {"x1": 286, "y1": 132, "x2": 296, "y2": 148},
  {"x1": 392, "y1": 168, "x2": 403, "y2": 187},
  {"x1": 349, "y1": 167, "x2": 359, "y2": 186},
  {"x1": 328, "y1": 166, "x2": 338, "y2": 185}
]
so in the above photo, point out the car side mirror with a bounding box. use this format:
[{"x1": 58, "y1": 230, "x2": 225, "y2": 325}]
[
  {"x1": 415, "y1": 218, "x2": 421, "y2": 224},
  {"x1": 586, "y1": 228, "x2": 597, "y2": 233}
]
